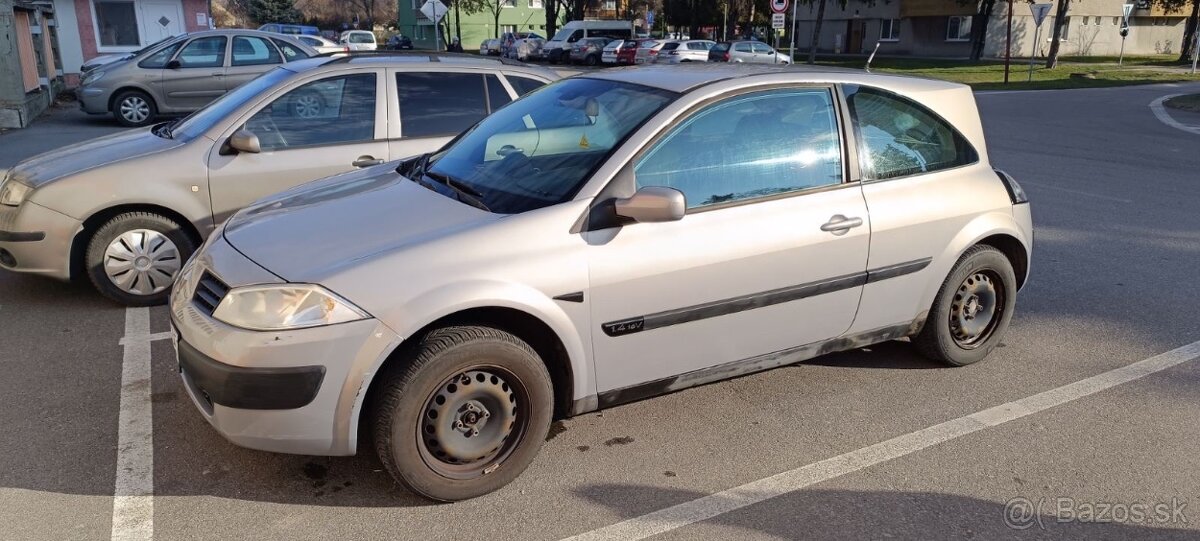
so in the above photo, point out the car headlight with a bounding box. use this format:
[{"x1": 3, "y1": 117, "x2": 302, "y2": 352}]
[
  {"x1": 81, "y1": 70, "x2": 105, "y2": 86},
  {"x1": 212, "y1": 283, "x2": 368, "y2": 331},
  {"x1": 0, "y1": 177, "x2": 32, "y2": 207}
]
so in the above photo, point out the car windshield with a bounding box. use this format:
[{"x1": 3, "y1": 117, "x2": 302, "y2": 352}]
[
  {"x1": 420, "y1": 78, "x2": 676, "y2": 214},
  {"x1": 550, "y1": 28, "x2": 575, "y2": 41},
  {"x1": 169, "y1": 67, "x2": 293, "y2": 140}
]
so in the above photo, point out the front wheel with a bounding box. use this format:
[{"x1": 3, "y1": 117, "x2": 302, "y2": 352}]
[
  {"x1": 112, "y1": 90, "x2": 157, "y2": 127},
  {"x1": 85, "y1": 212, "x2": 196, "y2": 306},
  {"x1": 372, "y1": 326, "x2": 553, "y2": 501},
  {"x1": 913, "y1": 245, "x2": 1017, "y2": 366}
]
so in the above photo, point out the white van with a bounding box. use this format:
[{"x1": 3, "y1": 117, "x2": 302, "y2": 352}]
[{"x1": 542, "y1": 20, "x2": 634, "y2": 63}]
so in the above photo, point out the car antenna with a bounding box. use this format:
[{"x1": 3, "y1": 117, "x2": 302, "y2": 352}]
[{"x1": 865, "y1": 42, "x2": 881, "y2": 73}]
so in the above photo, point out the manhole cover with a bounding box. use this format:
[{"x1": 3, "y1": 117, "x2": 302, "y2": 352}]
[{"x1": 158, "y1": 16, "x2": 171, "y2": 27}]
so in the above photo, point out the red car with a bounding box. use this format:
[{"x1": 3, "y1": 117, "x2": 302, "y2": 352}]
[{"x1": 616, "y1": 39, "x2": 656, "y2": 64}]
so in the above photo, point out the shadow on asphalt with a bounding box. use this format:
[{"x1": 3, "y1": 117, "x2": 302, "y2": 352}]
[{"x1": 572, "y1": 484, "x2": 1196, "y2": 538}]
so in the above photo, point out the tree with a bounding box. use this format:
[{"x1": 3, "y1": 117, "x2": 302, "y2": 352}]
[
  {"x1": 1044, "y1": 0, "x2": 1070, "y2": 68},
  {"x1": 247, "y1": 0, "x2": 300, "y2": 24},
  {"x1": 966, "y1": 0, "x2": 997, "y2": 62},
  {"x1": 807, "y1": 0, "x2": 848, "y2": 64},
  {"x1": 485, "y1": 0, "x2": 506, "y2": 38},
  {"x1": 1182, "y1": 0, "x2": 1199, "y2": 63}
]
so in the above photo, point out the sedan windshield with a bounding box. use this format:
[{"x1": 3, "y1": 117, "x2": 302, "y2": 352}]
[
  {"x1": 421, "y1": 78, "x2": 676, "y2": 214},
  {"x1": 170, "y1": 67, "x2": 294, "y2": 140}
]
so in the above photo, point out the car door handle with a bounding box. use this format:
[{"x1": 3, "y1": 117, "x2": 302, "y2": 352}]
[
  {"x1": 820, "y1": 214, "x2": 864, "y2": 235},
  {"x1": 211, "y1": 72, "x2": 224, "y2": 77},
  {"x1": 352, "y1": 155, "x2": 384, "y2": 167}
]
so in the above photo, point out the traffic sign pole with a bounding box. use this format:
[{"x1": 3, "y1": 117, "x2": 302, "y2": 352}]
[
  {"x1": 1004, "y1": 0, "x2": 1012, "y2": 83},
  {"x1": 1119, "y1": 4, "x2": 1133, "y2": 66},
  {"x1": 789, "y1": 0, "x2": 798, "y2": 61},
  {"x1": 1028, "y1": 3, "x2": 1052, "y2": 83}
]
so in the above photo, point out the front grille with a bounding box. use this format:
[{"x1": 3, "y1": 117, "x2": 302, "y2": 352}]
[{"x1": 192, "y1": 271, "x2": 230, "y2": 316}]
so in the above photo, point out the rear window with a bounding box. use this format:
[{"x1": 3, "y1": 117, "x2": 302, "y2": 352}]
[
  {"x1": 661, "y1": 42, "x2": 680, "y2": 51},
  {"x1": 348, "y1": 32, "x2": 375, "y2": 43},
  {"x1": 712, "y1": 43, "x2": 730, "y2": 52}
]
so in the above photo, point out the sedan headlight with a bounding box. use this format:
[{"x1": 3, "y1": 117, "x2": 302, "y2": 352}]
[
  {"x1": 81, "y1": 70, "x2": 105, "y2": 86},
  {"x1": 212, "y1": 284, "x2": 368, "y2": 331},
  {"x1": 0, "y1": 178, "x2": 32, "y2": 207}
]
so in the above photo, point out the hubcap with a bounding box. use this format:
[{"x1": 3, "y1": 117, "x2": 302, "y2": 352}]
[
  {"x1": 949, "y1": 270, "x2": 1003, "y2": 348},
  {"x1": 120, "y1": 97, "x2": 150, "y2": 123},
  {"x1": 293, "y1": 95, "x2": 321, "y2": 118},
  {"x1": 103, "y1": 229, "x2": 181, "y2": 296},
  {"x1": 419, "y1": 368, "x2": 525, "y2": 480}
]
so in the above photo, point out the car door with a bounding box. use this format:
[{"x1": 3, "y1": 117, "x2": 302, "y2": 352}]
[
  {"x1": 752, "y1": 42, "x2": 777, "y2": 63},
  {"x1": 161, "y1": 35, "x2": 229, "y2": 110},
  {"x1": 587, "y1": 86, "x2": 871, "y2": 394},
  {"x1": 386, "y1": 70, "x2": 501, "y2": 160},
  {"x1": 206, "y1": 68, "x2": 388, "y2": 225},
  {"x1": 732, "y1": 42, "x2": 753, "y2": 62},
  {"x1": 223, "y1": 35, "x2": 285, "y2": 91}
]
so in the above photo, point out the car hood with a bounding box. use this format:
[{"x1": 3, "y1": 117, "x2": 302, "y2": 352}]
[
  {"x1": 223, "y1": 166, "x2": 499, "y2": 284},
  {"x1": 9, "y1": 128, "x2": 185, "y2": 188},
  {"x1": 82, "y1": 53, "x2": 128, "y2": 70}
]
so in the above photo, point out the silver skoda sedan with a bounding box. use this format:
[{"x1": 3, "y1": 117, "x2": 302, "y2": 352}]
[{"x1": 171, "y1": 64, "x2": 1033, "y2": 501}]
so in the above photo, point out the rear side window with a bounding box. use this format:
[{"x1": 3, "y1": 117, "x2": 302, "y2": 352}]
[
  {"x1": 396, "y1": 72, "x2": 488, "y2": 138},
  {"x1": 662, "y1": 42, "x2": 680, "y2": 51},
  {"x1": 505, "y1": 76, "x2": 545, "y2": 96},
  {"x1": 734, "y1": 43, "x2": 751, "y2": 52},
  {"x1": 635, "y1": 88, "x2": 844, "y2": 210},
  {"x1": 271, "y1": 38, "x2": 310, "y2": 60},
  {"x1": 842, "y1": 85, "x2": 978, "y2": 180},
  {"x1": 231, "y1": 36, "x2": 282, "y2": 66}
]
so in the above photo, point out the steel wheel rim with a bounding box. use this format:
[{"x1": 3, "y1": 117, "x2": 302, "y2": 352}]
[
  {"x1": 293, "y1": 95, "x2": 321, "y2": 118},
  {"x1": 417, "y1": 365, "x2": 529, "y2": 480},
  {"x1": 949, "y1": 269, "x2": 1004, "y2": 349},
  {"x1": 103, "y1": 229, "x2": 181, "y2": 296},
  {"x1": 120, "y1": 97, "x2": 149, "y2": 123}
]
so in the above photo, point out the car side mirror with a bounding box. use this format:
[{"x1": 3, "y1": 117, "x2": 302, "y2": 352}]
[
  {"x1": 165, "y1": 59, "x2": 181, "y2": 69},
  {"x1": 228, "y1": 129, "x2": 261, "y2": 154},
  {"x1": 614, "y1": 186, "x2": 686, "y2": 223}
]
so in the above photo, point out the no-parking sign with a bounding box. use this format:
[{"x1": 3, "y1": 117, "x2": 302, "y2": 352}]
[{"x1": 771, "y1": 0, "x2": 788, "y2": 14}]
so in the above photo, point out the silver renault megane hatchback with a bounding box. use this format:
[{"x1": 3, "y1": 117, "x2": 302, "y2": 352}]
[{"x1": 171, "y1": 64, "x2": 1033, "y2": 501}]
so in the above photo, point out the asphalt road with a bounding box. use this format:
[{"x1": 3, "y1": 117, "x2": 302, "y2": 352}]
[{"x1": 2, "y1": 82, "x2": 1199, "y2": 540}]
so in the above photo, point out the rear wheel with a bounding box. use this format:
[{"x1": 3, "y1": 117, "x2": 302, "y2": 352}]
[
  {"x1": 112, "y1": 90, "x2": 157, "y2": 127},
  {"x1": 85, "y1": 212, "x2": 196, "y2": 306},
  {"x1": 372, "y1": 326, "x2": 553, "y2": 501},
  {"x1": 585, "y1": 53, "x2": 600, "y2": 66},
  {"x1": 914, "y1": 245, "x2": 1017, "y2": 366}
]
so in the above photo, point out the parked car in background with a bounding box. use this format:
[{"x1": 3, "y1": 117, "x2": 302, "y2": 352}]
[
  {"x1": 385, "y1": 35, "x2": 414, "y2": 50},
  {"x1": 169, "y1": 64, "x2": 1031, "y2": 502},
  {"x1": 543, "y1": 19, "x2": 634, "y2": 63},
  {"x1": 500, "y1": 32, "x2": 543, "y2": 58},
  {"x1": 479, "y1": 38, "x2": 502, "y2": 55},
  {"x1": 616, "y1": 38, "x2": 655, "y2": 64},
  {"x1": 1, "y1": 55, "x2": 558, "y2": 305},
  {"x1": 662, "y1": 39, "x2": 716, "y2": 63},
  {"x1": 296, "y1": 35, "x2": 348, "y2": 54},
  {"x1": 258, "y1": 23, "x2": 320, "y2": 36},
  {"x1": 709, "y1": 41, "x2": 790, "y2": 64},
  {"x1": 509, "y1": 36, "x2": 544, "y2": 61},
  {"x1": 75, "y1": 29, "x2": 315, "y2": 127},
  {"x1": 634, "y1": 40, "x2": 671, "y2": 64},
  {"x1": 600, "y1": 39, "x2": 625, "y2": 64},
  {"x1": 340, "y1": 30, "x2": 378, "y2": 51},
  {"x1": 569, "y1": 37, "x2": 610, "y2": 65}
]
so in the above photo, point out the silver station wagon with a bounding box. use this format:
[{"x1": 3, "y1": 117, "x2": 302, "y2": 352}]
[{"x1": 171, "y1": 64, "x2": 1033, "y2": 501}]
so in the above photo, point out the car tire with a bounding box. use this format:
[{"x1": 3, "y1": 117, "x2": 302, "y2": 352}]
[
  {"x1": 85, "y1": 212, "x2": 196, "y2": 307},
  {"x1": 586, "y1": 54, "x2": 599, "y2": 66},
  {"x1": 913, "y1": 245, "x2": 1017, "y2": 367},
  {"x1": 289, "y1": 90, "x2": 325, "y2": 119},
  {"x1": 112, "y1": 90, "x2": 157, "y2": 128},
  {"x1": 372, "y1": 326, "x2": 553, "y2": 502}
]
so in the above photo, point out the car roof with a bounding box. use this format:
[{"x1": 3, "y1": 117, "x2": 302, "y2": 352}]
[
  {"x1": 281, "y1": 52, "x2": 560, "y2": 79},
  {"x1": 578, "y1": 63, "x2": 969, "y2": 94}
]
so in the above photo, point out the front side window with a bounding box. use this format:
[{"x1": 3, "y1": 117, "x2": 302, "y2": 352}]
[
  {"x1": 95, "y1": 0, "x2": 139, "y2": 47},
  {"x1": 752, "y1": 42, "x2": 774, "y2": 54},
  {"x1": 880, "y1": 19, "x2": 900, "y2": 41},
  {"x1": 635, "y1": 88, "x2": 843, "y2": 210},
  {"x1": 244, "y1": 73, "x2": 377, "y2": 151},
  {"x1": 176, "y1": 36, "x2": 227, "y2": 68},
  {"x1": 843, "y1": 84, "x2": 977, "y2": 180},
  {"x1": 422, "y1": 78, "x2": 676, "y2": 214},
  {"x1": 396, "y1": 72, "x2": 488, "y2": 138},
  {"x1": 947, "y1": 15, "x2": 972, "y2": 41},
  {"x1": 231, "y1": 36, "x2": 282, "y2": 66},
  {"x1": 139, "y1": 41, "x2": 184, "y2": 68}
]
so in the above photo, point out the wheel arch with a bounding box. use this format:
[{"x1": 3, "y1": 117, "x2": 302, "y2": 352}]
[
  {"x1": 70, "y1": 203, "x2": 203, "y2": 281},
  {"x1": 975, "y1": 233, "x2": 1029, "y2": 290},
  {"x1": 107, "y1": 85, "x2": 158, "y2": 113}
]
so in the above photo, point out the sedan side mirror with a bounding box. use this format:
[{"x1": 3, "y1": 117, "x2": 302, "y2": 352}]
[
  {"x1": 228, "y1": 129, "x2": 261, "y2": 154},
  {"x1": 614, "y1": 186, "x2": 686, "y2": 223},
  {"x1": 165, "y1": 59, "x2": 181, "y2": 69}
]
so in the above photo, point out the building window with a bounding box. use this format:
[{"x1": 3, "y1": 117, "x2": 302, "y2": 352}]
[
  {"x1": 529, "y1": 0, "x2": 543, "y2": 7},
  {"x1": 603, "y1": 0, "x2": 616, "y2": 10},
  {"x1": 501, "y1": 24, "x2": 517, "y2": 34},
  {"x1": 1057, "y1": 17, "x2": 1070, "y2": 39},
  {"x1": 946, "y1": 15, "x2": 972, "y2": 41},
  {"x1": 501, "y1": 0, "x2": 515, "y2": 7},
  {"x1": 95, "y1": 0, "x2": 140, "y2": 47},
  {"x1": 879, "y1": 18, "x2": 900, "y2": 41},
  {"x1": 1113, "y1": 16, "x2": 1120, "y2": 25}
]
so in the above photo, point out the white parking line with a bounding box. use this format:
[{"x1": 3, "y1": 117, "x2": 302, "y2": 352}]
[
  {"x1": 563, "y1": 339, "x2": 1200, "y2": 541},
  {"x1": 111, "y1": 307, "x2": 155, "y2": 541}
]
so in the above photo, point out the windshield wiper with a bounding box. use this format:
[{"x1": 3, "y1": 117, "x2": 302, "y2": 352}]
[{"x1": 425, "y1": 171, "x2": 490, "y2": 212}]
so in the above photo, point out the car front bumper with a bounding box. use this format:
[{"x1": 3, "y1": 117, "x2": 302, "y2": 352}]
[
  {"x1": 0, "y1": 201, "x2": 80, "y2": 280},
  {"x1": 170, "y1": 238, "x2": 402, "y2": 456},
  {"x1": 75, "y1": 85, "x2": 112, "y2": 115}
]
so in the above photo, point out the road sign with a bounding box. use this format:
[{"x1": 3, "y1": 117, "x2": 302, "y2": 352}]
[
  {"x1": 1030, "y1": 3, "x2": 1052, "y2": 27},
  {"x1": 646, "y1": 10, "x2": 655, "y2": 29},
  {"x1": 1122, "y1": 3, "x2": 1134, "y2": 24},
  {"x1": 420, "y1": 0, "x2": 447, "y2": 23},
  {"x1": 772, "y1": 12, "x2": 786, "y2": 29},
  {"x1": 770, "y1": 0, "x2": 788, "y2": 15}
]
